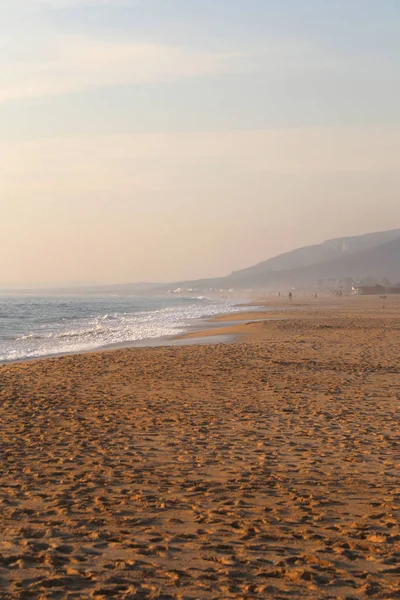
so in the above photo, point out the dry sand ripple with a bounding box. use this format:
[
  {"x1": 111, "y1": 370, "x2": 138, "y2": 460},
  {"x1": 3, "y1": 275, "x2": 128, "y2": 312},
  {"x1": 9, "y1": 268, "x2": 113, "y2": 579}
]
[{"x1": 1, "y1": 298, "x2": 400, "y2": 598}]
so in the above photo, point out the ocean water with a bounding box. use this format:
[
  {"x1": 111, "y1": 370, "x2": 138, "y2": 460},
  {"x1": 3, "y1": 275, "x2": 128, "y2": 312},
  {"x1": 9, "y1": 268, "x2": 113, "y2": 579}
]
[{"x1": 0, "y1": 295, "x2": 249, "y2": 363}]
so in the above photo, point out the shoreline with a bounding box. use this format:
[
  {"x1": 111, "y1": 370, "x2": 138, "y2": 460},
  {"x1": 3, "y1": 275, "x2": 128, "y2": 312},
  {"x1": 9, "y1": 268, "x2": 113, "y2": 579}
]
[
  {"x1": 0, "y1": 299, "x2": 273, "y2": 367},
  {"x1": 0, "y1": 294, "x2": 389, "y2": 367}
]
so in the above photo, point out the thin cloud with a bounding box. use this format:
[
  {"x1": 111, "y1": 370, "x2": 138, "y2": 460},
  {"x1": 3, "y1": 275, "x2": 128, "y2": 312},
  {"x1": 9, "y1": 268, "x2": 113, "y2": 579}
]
[
  {"x1": 0, "y1": 33, "x2": 245, "y2": 102},
  {"x1": 0, "y1": 0, "x2": 339, "y2": 104}
]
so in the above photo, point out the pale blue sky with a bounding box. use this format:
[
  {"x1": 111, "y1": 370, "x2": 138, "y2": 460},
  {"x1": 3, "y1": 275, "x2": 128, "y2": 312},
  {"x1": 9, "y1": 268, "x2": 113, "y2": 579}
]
[
  {"x1": 2, "y1": 0, "x2": 399, "y2": 138},
  {"x1": 1, "y1": 0, "x2": 400, "y2": 285}
]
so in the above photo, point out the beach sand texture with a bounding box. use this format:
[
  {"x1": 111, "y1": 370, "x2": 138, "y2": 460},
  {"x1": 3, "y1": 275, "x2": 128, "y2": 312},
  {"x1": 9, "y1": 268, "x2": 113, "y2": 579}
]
[{"x1": 1, "y1": 298, "x2": 400, "y2": 598}]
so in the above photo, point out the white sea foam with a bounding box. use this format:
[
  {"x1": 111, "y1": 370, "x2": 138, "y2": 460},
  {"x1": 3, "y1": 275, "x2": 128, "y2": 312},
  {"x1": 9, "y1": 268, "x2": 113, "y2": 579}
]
[{"x1": 0, "y1": 296, "x2": 252, "y2": 362}]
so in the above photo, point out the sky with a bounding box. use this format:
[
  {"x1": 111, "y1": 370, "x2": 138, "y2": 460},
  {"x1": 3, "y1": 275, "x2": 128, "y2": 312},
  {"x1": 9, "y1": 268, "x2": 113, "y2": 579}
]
[{"x1": 1, "y1": 0, "x2": 399, "y2": 286}]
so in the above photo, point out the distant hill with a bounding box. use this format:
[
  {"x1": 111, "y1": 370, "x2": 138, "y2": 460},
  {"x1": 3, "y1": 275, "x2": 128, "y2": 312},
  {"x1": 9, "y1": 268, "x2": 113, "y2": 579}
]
[
  {"x1": 5, "y1": 229, "x2": 399, "y2": 296},
  {"x1": 152, "y1": 228, "x2": 400, "y2": 292},
  {"x1": 231, "y1": 236, "x2": 400, "y2": 289},
  {"x1": 228, "y1": 229, "x2": 400, "y2": 283}
]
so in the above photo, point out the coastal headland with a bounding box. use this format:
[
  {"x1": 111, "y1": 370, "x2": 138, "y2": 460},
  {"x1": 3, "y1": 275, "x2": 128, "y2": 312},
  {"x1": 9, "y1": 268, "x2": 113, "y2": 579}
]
[{"x1": 1, "y1": 296, "x2": 399, "y2": 598}]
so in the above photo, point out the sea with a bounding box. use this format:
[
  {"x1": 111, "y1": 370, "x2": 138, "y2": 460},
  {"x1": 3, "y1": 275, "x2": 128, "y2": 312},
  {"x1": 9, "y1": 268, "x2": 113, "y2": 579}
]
[{"x1": 0, "y1": 295, "x2": 250, "y2": 363}]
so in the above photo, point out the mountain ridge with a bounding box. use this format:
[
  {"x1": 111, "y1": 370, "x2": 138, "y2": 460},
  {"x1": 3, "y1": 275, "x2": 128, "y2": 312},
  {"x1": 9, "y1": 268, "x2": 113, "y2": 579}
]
[
  {"x1": 228, "y1": 228, "x2": 400, "y2": 281},
  {"x1": 3, "y1": 228, "x2": 399, "y2": 295},
  {"x1": 154, "y1": 228, "x2": 400, "y2": 292}
]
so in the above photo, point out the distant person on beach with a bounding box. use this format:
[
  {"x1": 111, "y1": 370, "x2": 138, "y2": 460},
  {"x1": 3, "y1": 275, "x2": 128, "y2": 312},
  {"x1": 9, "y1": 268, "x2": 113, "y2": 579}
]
[{"x1": 289, "y1": 292, "x2": 293, "y2": 302}]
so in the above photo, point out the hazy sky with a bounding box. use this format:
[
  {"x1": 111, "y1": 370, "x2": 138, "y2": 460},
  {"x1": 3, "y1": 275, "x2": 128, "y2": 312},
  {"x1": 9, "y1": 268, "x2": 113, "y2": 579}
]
[{"x1": 1, "y1": 0, "x2": 400, "y2": 286}]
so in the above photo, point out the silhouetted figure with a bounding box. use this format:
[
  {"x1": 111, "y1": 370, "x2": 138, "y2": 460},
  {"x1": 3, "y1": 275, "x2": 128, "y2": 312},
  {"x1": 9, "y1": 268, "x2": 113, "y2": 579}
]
[{"x1": 289, "y1": 292, "x2": 293, "y2": 302}]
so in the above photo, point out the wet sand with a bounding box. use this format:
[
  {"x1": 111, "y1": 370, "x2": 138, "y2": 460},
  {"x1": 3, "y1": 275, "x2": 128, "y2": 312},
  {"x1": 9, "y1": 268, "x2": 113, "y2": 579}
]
[{"x1": 1, "y1": 296, "x2": 400, "y2": 599}]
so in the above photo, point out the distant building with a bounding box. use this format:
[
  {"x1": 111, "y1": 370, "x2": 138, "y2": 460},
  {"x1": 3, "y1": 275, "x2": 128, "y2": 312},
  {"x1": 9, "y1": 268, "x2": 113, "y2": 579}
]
[{"x1": 354, "y1": 284, "x2": 385, "y2": 296}]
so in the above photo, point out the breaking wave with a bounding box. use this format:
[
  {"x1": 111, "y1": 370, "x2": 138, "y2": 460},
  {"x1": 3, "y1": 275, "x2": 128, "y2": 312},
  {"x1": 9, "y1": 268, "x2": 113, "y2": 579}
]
[{"x1": 0, "y1": 295, "x2": 250, "y2": 362}]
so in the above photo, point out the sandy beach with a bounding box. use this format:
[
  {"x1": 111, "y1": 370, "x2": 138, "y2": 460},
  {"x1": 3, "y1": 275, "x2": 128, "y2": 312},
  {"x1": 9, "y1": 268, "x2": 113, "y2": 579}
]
[{"x1": 1, "y1": 296, "x2": 399, "y2": 599}]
